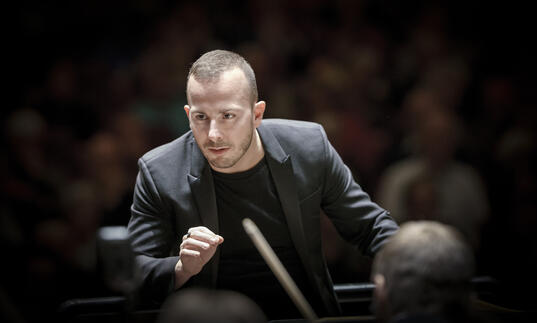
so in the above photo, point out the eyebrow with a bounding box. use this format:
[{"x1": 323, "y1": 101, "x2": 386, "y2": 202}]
[{"x1": 191, "y1": 106, "x2": 242, "y2": 114}]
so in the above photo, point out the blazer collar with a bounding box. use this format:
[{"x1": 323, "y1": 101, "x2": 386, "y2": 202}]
[
  {"x1": 187, "y1": 138, "x2": 219, "y2": 287},
  {"x1": 189, "y1": 136, "x2": 208, "y2": 178},
  {"x1": 258, "y1": 123, "x2": 339, "y2": 314},
  {"x1": 257, "y1": 122, "x2": 288, "y2": 163},
  {"x1": 258, "y1": 123, "x2": 317, "y2": 286}
]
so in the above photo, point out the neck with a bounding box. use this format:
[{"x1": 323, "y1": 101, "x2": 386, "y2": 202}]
[
  {"x1": 250, "y1": 129, "x2": 265, "y2": 164},
  {"x1": 239, "y1": 129, "x2": 265, "y2": 172}
]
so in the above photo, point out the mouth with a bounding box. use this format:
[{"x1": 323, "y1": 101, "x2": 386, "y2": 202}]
[{"x1": 207, "y1": 147, "x2": 230, "y2": 155}]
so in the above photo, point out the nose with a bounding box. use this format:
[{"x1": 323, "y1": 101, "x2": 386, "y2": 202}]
[{"x1": 208, "y1": 120, "x2": 223, "y2": 142}]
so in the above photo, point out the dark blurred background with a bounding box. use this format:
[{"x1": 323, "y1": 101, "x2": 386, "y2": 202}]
[{"x1": 3, "y1": 0, "x2": 536, "y2": 322}]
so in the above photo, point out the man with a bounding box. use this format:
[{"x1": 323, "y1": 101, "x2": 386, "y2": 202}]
[
  {"x1": 371, "y1": 221, "x2": 475, "y2": 323},
  {"x1": 127, "y1": 49, "x2": 398, "y2": 319}
]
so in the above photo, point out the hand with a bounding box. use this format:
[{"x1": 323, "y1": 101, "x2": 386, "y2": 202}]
[{"x1": 174, "y1": 226, "x2": 224, "y2": 288}]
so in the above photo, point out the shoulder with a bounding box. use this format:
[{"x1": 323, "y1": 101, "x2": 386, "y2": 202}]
[
  {"x1": 261, "y1": 119, "x2": 327, "y2": 146},
  {"x1": 259, "y1": 119, "x2": 330, "y2": 172},
  {"x1": 261, "y1": 118, "x2": 325, "y2": 133}
]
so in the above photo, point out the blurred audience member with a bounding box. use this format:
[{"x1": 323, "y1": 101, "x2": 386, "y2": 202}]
[
  {"x1": 3, "y1": 108, "x2": 62, "y2": 254},
  {"x1": 377, "y1": 105, "x2": 489, "y2": 249},
  {"x1": 371, "y1": 221, "x2": 475, "y2": 323},
  {"x1": 82, "y1": 132, "x2": 133, "y2": 226},
  {"x1": 106, "y1": 111, "x2": 150, "y2": 177},
  {"x1": 39, "y1": 58, "x2": 97, "y2": 140},
  {"x1": 157, "y1": 288, "x2": 267, "y2": 323}
]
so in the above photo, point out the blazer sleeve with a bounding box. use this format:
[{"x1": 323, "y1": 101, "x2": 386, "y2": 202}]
[
  {"x1": 128, "y1": 158, "x2": 179, "y2": 304},
  {"x1": 319, "y1": 127, "x2": 398, "y2": 256}
]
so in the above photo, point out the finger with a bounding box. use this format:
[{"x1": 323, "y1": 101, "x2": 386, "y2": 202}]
[
  {"x1": 180, "y1": 249, "x2": 200, "y2": 257},
  {"x1": 181, "y1": 231, "x2": 201, "y2": 241},
  {"x1": 181, "y1": 238, "x2": 211, "y2": 251},
  {"x1": 188, "y1": 226, "x2": 217, "y2": 236},
  {"x1": 188, "y1": 231, "x2": 222, "y2": 244},
  {"x1": 187, "y1": 227, "x2": 223, "y2": 244}
]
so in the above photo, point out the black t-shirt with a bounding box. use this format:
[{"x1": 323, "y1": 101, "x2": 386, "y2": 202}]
[{"x1": 212, "y1": 157, "x2": 323, "y2": 320}]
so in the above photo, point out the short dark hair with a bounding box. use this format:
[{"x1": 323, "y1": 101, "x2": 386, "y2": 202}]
[
  {"x1": 372, "y1": 221, "x2": 475, "y2": 320},
  {"x1": 187, "y1": 49, "x2": 258, "y2": 105}
]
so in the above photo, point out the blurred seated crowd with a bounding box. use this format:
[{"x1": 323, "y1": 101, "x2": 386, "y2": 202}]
[{"x1": 2, "y1": 1, "x2": 536, "y2": 322}]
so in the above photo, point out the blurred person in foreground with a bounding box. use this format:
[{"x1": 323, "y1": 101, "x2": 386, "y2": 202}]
[
  {"x1": 371, "y1": 221, "x2": 475, "y2": 323},
  {"x1": 157, "y1": 288, "x2": 266, "y2": 323},
  {"x1": 127, "y1": 49, "x2": 398, "y2": 320}
]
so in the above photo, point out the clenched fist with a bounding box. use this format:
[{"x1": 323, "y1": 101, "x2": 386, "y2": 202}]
[{"x1": 174, "y1": 226, "x2": 224, "y2": 289}]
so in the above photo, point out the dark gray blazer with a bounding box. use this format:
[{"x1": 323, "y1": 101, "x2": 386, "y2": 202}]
[{"x1": 127, "y1": 119, "x2": 398, "y2": 315}]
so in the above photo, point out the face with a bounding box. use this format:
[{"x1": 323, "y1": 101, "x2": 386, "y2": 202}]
[{"x1": 185, "y1": 68, "x2": 265, "y2": 173}]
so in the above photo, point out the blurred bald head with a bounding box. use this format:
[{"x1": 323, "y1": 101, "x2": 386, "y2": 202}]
[
  {"x1": 372, "y1": 221, "x2": 474, "y2": 322},
  {"x1": 157, "y1": 288, "x2": 267, "y2": 323}
]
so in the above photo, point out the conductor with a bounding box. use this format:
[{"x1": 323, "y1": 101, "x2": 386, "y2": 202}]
[{"x1": 127, "y1": 49, "x2": 398, "y2": 319}]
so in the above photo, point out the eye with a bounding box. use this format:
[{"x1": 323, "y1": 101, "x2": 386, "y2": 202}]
[
  {"x1": 223, "y1": 113, "x2": 235, "y2": 119},
  {"x1": 194, "y1": 114, "x2": 207, "y2": 120}
]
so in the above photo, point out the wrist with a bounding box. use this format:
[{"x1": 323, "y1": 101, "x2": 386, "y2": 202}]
[{"x1": 174, "y1": 259, "x2": 193, "y2": 289}]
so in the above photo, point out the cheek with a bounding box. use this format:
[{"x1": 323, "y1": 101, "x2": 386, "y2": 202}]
[{"x1": 231, "y1": 122, "x2": 248, "y2": 138}]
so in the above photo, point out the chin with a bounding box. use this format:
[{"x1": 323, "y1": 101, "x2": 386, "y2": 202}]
[{"x1": 210, "y1": 159, "x2": 234, "y2": 170}]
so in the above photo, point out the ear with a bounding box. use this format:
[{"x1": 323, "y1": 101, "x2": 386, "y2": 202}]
[
  {"x1": 372, "y1": 274, "x2": 389, "y2": 322},
  {"x1": 184, "y1": 105, "x2": 190, "y2": 118},
  {"x1": 373, "y1": 274, "x2": 386, "y2": 302},
  {"x1": 253, "y1": 101, "x2": 266, "y2": 128}
]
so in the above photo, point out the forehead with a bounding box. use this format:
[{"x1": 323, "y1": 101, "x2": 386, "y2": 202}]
[{"x1": 187, "y1": 68, "x2": 250, "y2": 106}]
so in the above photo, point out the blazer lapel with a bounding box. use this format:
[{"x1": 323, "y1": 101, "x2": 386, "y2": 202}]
[
  {"x1": 187, "y1": 140, "x2": 219, "y2": 287},
  {"x1": 259, "y1": 123, "x2": 340, "y2": 315},
  {"x1": 257, "y1": 125, "x2": 313, "y2": 274}
]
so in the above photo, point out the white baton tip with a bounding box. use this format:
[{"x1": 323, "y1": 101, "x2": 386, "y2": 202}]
[{"x1": 242, "y1": 218, "x2": 256, "y2": 234}]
